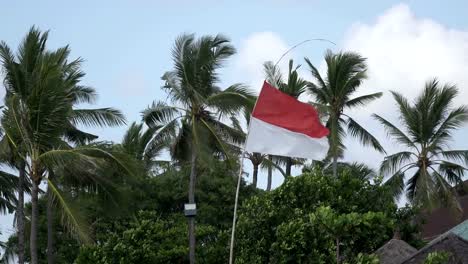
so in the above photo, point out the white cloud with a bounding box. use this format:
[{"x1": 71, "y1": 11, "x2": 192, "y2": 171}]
[
  {"x1": 341, "y1": 3, "x2": 468, "y2": 167},
  {"x1": 232, "y1": 4, "x2": 468, "y2": 191},
  {"x1": 233, "y1": 31, "x2": 291, "y2": 92}
]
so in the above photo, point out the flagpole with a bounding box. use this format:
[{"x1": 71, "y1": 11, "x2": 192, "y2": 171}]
[
  {"x1": 228, "y1": 38, "x2": 335, "y2": 264},
  {"x1": 229, "y1": 90, "x2": 258, "y2": 264},
  {"x1": 229, "y1": 150, "x2": 246, "y2": 264}
]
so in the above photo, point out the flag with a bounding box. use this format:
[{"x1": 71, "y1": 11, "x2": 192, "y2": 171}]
[{"x1": 245, "y1": 81, "x2": 329, "y2": 160}]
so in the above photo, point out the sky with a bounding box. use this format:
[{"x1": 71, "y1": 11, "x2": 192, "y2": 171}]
[{"x1": 2, "y1": 0, "x2": 468, "y2": 240}]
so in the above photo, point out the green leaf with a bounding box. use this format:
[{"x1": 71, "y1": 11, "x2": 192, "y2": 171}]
[
  {"x1": 71, "y1": 108, "x2": 126, "y2": 127},
  {"x1": 347, "y1": 117, "x2": 386, "y2": 154}
]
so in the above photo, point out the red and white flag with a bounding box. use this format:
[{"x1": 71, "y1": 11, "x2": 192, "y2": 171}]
[{"x1": 245, "y1": 81, "x2": 329, "y2": 160}]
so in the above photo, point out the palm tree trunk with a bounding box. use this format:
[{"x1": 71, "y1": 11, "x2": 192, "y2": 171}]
[
  {"x1": 17, "y1": 162, "x2": 26, "y2": 264},
  {"x1": 286, "y1": 157, "x2": 292, "y2": 177},
  {"x1": 252, "y1": 163, "x2": 258, "y2": 188},
  {"x1": 30, "y1": 178, "x2": 39, "y2": 264},
  {"x1": 336, "y1": 237, "x2": 340, "y2": 264},
  {"x1": 188, "y1": 148, "x2": 197, "y2": 264},
  {"x1": 332, "y1": 155, "x2": 338, "y2": 178},
  {"x1": 47, "y1": 178, "x2": 55, "y2": 264},
  {"x1": 331, "y1": 115, "x2": 338, "y2": 177},
  {"x1": 267, "y1": 155, "x2": 272, "y2": 191}
]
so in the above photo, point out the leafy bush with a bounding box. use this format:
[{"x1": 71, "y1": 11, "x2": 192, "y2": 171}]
[
  {"x1": 235, "y1": 168, "x2": 397, "y2": 263},
  {"x1": 346, "y1": 253, "x2": 380, "y2": 264},
  {"x1": 76, "y1": 211, "x2": 222, "y2": 264},
  {"x1": 424, "y1": 251, "x2": 451, "y2": 264}
]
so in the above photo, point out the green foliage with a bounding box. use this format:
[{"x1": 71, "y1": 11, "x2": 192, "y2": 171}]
[
  {"x1": 77, "y1": 211, "x2": 234, "y2": 264},
  {"x1": 3, "y1": 198, "x2": 81, "y2": 264},
  {"x1": 395, "y1": 205, "x2": 426, "y2": 249},
  {"x1": 424, "y1": 251, "x2": 451, "y2": 264},
  {"x1": 76, "y1": 212, "x2": 202, "y2": 264},
  {"x1": 2, "y1": 158, "x2": 257, "y2": 263},
  {"x1": 346, "y1": 253, "x2": 380, "y2": 264},
  {"x1": 236, "y1": 168, "x2": 397, "y2": 263}
]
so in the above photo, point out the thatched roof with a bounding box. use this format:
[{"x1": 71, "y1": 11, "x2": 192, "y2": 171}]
[
  {"x1": 402, "y1": 233, "x2": 468, "y2": 264},
  {"x1": 374, "y1": 239, "x2": 417, "y2": 264}
]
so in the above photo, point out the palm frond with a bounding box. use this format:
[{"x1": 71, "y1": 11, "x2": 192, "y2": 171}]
[
  {"x1": 68, "y1": 85, "x2": 97, "y2": 104},
  {"x1": 200, "y1": 118, "x2": 232, "y2": 161},
  {"x1": 142, "y1": 101, "x2": 181, "y2": 127},
  {"x1": 260, "y1": 156, "x2": 286, "y2": 178},
  {"x1": 346, "y1": 116, "x2": 385, "y2": 154},
  {"x1": 345, "y1": 92, "x2": 382, "y2": 108},
  {"x1": 437, "y1": 161, "x2": 466, "y2": 185},
  {"x1": 47, "y1": 179, "x2": 92, "y2": 243},
  {"x1": 206, "y1": 83, "x2": 255, "y2": 117},
  {"x1": 263, "y1": 61, "x2": 283, "y2": 87},
  {"x1": 0, "y1": 171, "x2": 18, "y2": 214},
  {"x1": 71, "y1": 108, "x2": 126, "y2": 127},
  {"x1": 328, "y1": 161, "x2": 377, "y2": 179},
  {"x1": 429, "y1": 106, "x2": 468, "y2": 149},
  {"x1": 431, "y1": 168, "x2": 462, "y2": 215},
  {"x1": 373, "y1": 114, "x2": 418, "y2": 151},
  {"x1": 64, "y1": 124, "x2": 98, "y2": 145},
  {"x1": 389, "y1": 91, "x2": 419, "y2": 141},
  {"x1": 383, "y1": 170, "x2": 406, "y2": 199},
  {"x1": 438, "y1": 150, "x2": 468, "y2": 165},
  {"x1": 380, "y1": 152, "x2": 415, "y2": 175},
  {"x1": 39, "y1": 147, "x2": 136, "y2": 179},
  {"x1": 304, "y1": 57, "x2": 328, "y2": 101}
]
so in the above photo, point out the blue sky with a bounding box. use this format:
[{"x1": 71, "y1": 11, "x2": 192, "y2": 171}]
[
  {"x1": 2, "y1": 0, "x2": 467, "y2": 142},
  {"x1": 2, "y1": 0, "x2": 468, "y2": 239}
]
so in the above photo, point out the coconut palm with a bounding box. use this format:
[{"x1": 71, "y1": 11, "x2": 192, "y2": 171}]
[
  {"x1": 142, "y1": 33, "x2": 253, "y2": 263},
  {"x1": 228, "y1": 116, "x2": 266, "y2": 188},
  {"x1": 263, "y1": 59, "x2": 308, "y2": 176},
  {"x1": 0, "y1": 27, "x2": 127, "y2": 264},
  {"x1": 246, "y1": 152, "x2": 264, "y2": 188},
  {"x1": 0, "y1": 169, "x2": 17, "y2": 214},
  {"x1": 306, "y1": 50, "x2": 385, "y2": 177},
  {"x1": 0, "y1": 134, "x2": 29, "y2": 264},
  {"x1": 304, "y1": 160, "x2": 377, "y2": 180},
  {"x1": 119, "y1": 122, "x2": 171, "y2": 174},
  {"x1": 374, "y1": 78, "x2": 468, "y2": 211}
]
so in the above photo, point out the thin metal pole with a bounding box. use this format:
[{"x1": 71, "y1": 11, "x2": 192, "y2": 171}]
[
  {"x1": 274, "y1": 38, "x2": 336, "y2": 68},
  {"x1": 229, "y1": 151, "x2": 246, "y2": 264}
]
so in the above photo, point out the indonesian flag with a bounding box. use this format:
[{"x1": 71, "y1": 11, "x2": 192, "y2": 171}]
[{"x1": 245, "y1": 81, "x2": 329, "y2": 160}]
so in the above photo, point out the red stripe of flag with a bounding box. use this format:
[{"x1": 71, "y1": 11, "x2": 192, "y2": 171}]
[{"x1": 252, "y1": 81, "x2": 329, "y2": 139}]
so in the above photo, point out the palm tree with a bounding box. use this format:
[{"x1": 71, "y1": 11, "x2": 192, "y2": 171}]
[
  {"x1": 119, "y1": 122, "x2": 171, "y2": 174},
  {"x1": 263, "y1": 59, "x2": 308, "y2": 177},
  {"x1": 304, "y1": 160, "x2": 377, "y2": 180},
  {"x1": 230, "y1": 111, "x2": 266, "y2": 189},
  {"x1": 0, "y1": 135, "x2": 28, "y2": 264},
  {"x1": 306, "y1": 50, "x2": 385, "y2": 177},
  {"x1": 0, "y1": 27, "x2": 127, "y2": 264},
  {"x1": 374, "y1": 78, "x2": 468, "y2": 211},
  {"x1": 246, "y1": 152, "x2": 264, "y2": 188},
  {"x1": 0, "y1": 169, "x2": 17, "y2": 214},
  {"x1": 142, "y1": 33, "x2": 253, "y2": 263}
]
